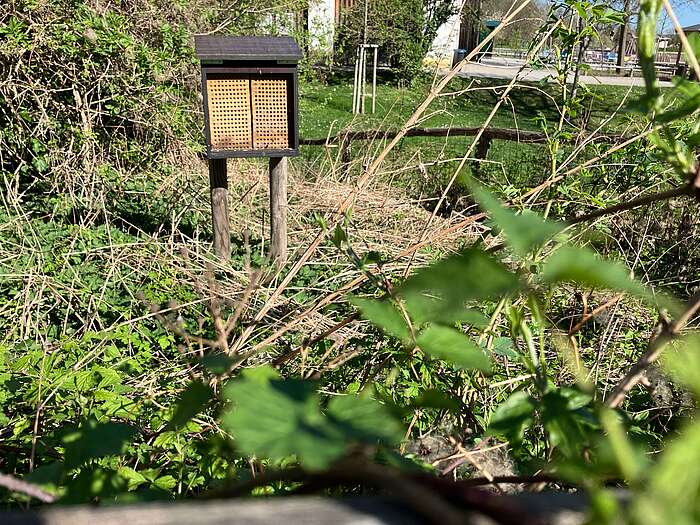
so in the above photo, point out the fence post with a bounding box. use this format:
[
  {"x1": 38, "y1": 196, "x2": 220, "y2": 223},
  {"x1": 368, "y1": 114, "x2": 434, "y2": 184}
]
[
  {"x1": 209, "y1": 158, "x2": 230, "y2": 262},
  {"x1": 269, "y1": 157, "x2": 288, "y2": 267}
]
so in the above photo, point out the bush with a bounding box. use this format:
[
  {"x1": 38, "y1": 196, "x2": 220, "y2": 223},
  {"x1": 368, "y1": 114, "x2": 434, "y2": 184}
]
[{"x1": 335, "y1": 0, "x2": 454, "y2": 80}]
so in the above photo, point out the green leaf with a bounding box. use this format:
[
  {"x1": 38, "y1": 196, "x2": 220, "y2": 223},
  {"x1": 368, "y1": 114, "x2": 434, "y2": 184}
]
[
  {"x1": 490, "y1": 337, "x2": 519, "y2": 360},
  {"x1": 416, "y1": 325, "x2": 491, "y2": 372},
  {"x1": 222, "y1": 375, "x2": 344, "y2": 470},
  {"x1": 222, "y1": 369, "x2": 404, "y2": 470},
  {"x1": 487, "y1": 391, "x2": 536, "y2": 443},
  {"x1": 541, "y1": 389, "x2": 596, "y2": 458},
  {"x1": 471, "y1": 180, "x2": 564, "y2": 258},
  {"x1": 167, "y1": 380, "x2": 213, "y2": 430},
  {"x1": 633, "y1": 416, "x2": 700, "y2": 523},
  {"x1": 408, "y1": 388, "x2": 460, "y2": 411},
  {"x1": 327, "y1": 393, "x2": 403, "y2": 444},
  {"x1": 153, "y1": 475, "x2": 177, "y2": 490},
  {"x1": 153, "y1": 431, "x2": 178, "y2": 449},
  {"x1": 350, "y1": 296, "x2": 410, "y2": 342},
  {"x1": 399, "y1": 249, "x2": 521, "y2": 325},
  {"x1": 199, "y1": 353, "x2": 235, "y2": 375},
  {"x1": 663, "y1": 334, "x2": 700, "y2": 397},
  {"x1": 117, "y1": 466, "x2": 148, "y2": 491},
  {"x1": 61, "y1": 467, "x2": 127, "y2": 504},
  {"x1": 541, "y1": 246, "x2": 648, "y2": 297},
  {"x1": 62, "y1": 419, "x2": 137, "y2": 469}
]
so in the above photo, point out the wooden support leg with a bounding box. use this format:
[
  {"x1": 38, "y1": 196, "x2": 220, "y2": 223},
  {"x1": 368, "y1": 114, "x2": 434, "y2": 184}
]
[
  {"x1": 209, "y1": 158, "x2": 230, "y2": 262},
  {"x1": 269, "y1": 156, "x2": 288, "y2": 267}
]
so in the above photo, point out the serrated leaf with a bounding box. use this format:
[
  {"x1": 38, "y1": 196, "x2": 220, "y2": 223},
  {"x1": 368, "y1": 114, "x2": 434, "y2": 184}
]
[
  {"x1": 117, "y1": 466, "x2": 148, "y2": 491},
  {"x1": 222, "y1": 375, "x2": 344, "y2": 470},
  {"x1": 541, "y1": 389, "x2": 596, "y2": 458},
  {"x1": 399, "y1": 249, "x2": 521, "y2": 325},
  {"x1": 490, "y1": 337, "x2": 519, "y2": 359},
  {"x1": 153, "y1": 475, "x2": 178, "y2": 490},
  {"x1": 167, "y1": 380, "x2": 213, "y2": 430},
  {"x1": 221, "y1": 369, "x2": 404, "y2": 470},
  {"x1": 416, "y1": 325, "x2": 491, "y2": 372},
  {"x1": 62, "y1": 419, "x2": 137, "y2": 469},
  {"x1": 471, "y1": 183, "x2": 565, "y2": 257},
  {"x1": 327, "y1": 393, "x2": 402, "y2": 444},
  {"x1": 541, "y1": 246, "x2": 647, "y2": 297},
  {"x1": 153, "y1": 431, "x2": 178, "y2": 449},
  {"x1": 350, "y1": 296, "x2": 410, "y2": 342},
  {"x1": 487, "y1": 391, "x2": 536, "y2": 443}
]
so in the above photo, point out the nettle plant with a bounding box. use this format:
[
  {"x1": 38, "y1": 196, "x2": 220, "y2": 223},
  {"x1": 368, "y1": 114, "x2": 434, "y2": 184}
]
[{"x1": 13, "y1": 3, "x2": 700, "y2": 522}]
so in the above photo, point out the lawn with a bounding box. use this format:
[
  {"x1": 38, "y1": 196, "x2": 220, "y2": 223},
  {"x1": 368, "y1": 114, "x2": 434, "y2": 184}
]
[{"x1": 295, "y1": 76, "x2": 649, "y2": 209}]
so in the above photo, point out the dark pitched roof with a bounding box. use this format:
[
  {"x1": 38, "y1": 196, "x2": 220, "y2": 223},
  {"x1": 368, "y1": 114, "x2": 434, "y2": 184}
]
[
  {"x1": 682, "y1": 23, "x2": 700, "y2": 32},
  {"x1": 194, "y1": 35, "x2": 303, "y2": 62}
]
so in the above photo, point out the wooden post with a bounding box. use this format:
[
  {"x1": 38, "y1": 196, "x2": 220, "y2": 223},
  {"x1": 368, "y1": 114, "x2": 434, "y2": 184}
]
[
  {"x1": 269, "y1": 157, "x2": 288, "y2": 266},
  {"x1": 209, "y1": 158, "x2": 230, "y2": 262}
]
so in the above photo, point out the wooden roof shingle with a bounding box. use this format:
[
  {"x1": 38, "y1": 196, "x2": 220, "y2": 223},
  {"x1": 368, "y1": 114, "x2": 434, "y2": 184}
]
[{"x1": 194, "y1": 35, "x2": 302, "y2": 62}]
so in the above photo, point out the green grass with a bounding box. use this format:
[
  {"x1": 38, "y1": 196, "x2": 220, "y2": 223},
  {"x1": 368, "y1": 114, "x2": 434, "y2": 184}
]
[
  {"x1": 299, "y1": 76, "x2": 647, "y2": 140},
  {"x1": 297, "y1": 77, "x2": 648, "y2": 206}
]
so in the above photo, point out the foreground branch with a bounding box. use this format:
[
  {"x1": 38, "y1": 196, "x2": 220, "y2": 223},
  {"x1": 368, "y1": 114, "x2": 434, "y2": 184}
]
[
  {"x1": 0, "y1": 472, "x2": 56, "y2": 503},
  {"x1": 607, "y1": 290, "x2": 700, "y2": 408}
]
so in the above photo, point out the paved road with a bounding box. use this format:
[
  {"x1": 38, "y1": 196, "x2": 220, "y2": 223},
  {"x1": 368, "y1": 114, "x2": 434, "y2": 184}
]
[{"x1": 455, "y1": 57, "x2": 674, "y2": 87}]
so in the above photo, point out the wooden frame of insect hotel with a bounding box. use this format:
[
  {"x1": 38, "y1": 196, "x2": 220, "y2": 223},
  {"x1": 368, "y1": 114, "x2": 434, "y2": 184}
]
[
  {"x1": 195, "y1": 35, "x2": 302, "y2": 264},
  {"x1": 195, "y1": 35, "x2": 301, "y2": 158}
]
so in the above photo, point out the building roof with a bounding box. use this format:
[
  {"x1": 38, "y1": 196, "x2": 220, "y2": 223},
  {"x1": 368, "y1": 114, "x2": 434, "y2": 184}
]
[
  {"x1": 194, "y1": 35, "x2": 303, "y2": 62},
  {"x1": 682, "y1": 23, "x2": 700, "y2": 32}
]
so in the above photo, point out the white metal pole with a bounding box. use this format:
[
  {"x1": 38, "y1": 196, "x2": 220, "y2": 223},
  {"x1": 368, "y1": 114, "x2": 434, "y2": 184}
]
[
  {"x1": 360, "y1": 46, "x2": 366, "y2": 113},
  {"x1": 371, "y1": 46, "x2": 378, "y2": 114},
  {"x1": 352, "y1": 46, "x2": 360, "y2": 114}
]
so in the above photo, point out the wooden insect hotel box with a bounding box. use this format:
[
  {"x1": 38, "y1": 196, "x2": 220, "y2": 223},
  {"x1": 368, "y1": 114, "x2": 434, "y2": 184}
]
[{"x1": 195, "y1": 35, "x2": 302, "y2": 159}]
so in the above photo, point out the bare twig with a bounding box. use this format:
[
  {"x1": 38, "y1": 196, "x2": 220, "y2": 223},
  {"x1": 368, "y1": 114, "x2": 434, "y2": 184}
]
[
  {"x1": 607, "y1": 290, "x2": 700, "y2": 408},
  {"x1": 0, "y1": 472, "x2": 56, "y2": 503}
]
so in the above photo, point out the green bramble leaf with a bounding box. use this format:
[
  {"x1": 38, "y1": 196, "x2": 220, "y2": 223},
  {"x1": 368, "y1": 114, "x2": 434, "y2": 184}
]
[
  {"x1": 350, "y1": 296, "x2": 410, "y2": 343},
  {"x1": 167, "y1": 380, "x2": 213, "y2": 430},
  {"x1": 541, "y1": 246, "x2": 648, "y2": 297},
  {"x1": 416, "y1": 325, "x2": 491, "y2": 372},
  {"x1": 222, "y1": 367, "x2": 404, "y2": 470},
  {"x1": 399, "y1": 249, "x2": 521, "y2": 326},
  {"x1": 62, "y1": 419, "x2": 137, "y2": 469},
  {"x1": 487, "y1": 391, "x2": 536, "y2": 444},
  {"x1": 471, "y1": 182, "x2": 565, "y2": 258}
]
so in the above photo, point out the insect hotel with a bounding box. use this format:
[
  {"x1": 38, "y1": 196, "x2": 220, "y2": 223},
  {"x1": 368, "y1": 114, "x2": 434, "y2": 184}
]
[{"x1": 195, "y1": 35, "x2": 302, "y2": 263}]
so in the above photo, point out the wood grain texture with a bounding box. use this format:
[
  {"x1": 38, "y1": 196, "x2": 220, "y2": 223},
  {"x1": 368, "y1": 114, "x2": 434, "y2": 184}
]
[
  {"x1": 0, "y1": 493, "x2": 591, "y2": 525},
  {"x1": 209, "y1": 158, "x2": 230, "y2": 262},
  {"x1": 269, "y1": 156, "x2": 288, "y2": 267}
]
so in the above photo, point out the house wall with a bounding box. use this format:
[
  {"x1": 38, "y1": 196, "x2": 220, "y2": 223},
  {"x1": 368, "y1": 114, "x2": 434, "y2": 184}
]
[
  {"x1": 308, "y1": 0, "x2": 337, "y2": 53},
  {"x1": 427, "y1": 4, "x2": 462, "y2": 67},
  {"x1": 308, "y1": 0, "x2": 462, "y2": 65}
]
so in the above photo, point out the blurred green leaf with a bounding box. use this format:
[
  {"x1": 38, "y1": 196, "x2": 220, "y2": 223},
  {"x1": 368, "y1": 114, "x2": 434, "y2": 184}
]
[
  {"x1": 399, "y1": 249, "x2": 521, "y2": 325},
  {"x1": 663, "y1": 333, "x2": 700, "y2": 398},
  {"x1": 487, "y1": 391, "x2": 536, "y2": 443},
  {"x1": 416, "y1": 325, "x2": 491, "y2": 372},
  {"x1": 350, "y1": 296, "x2": 410, "y2": 343},
  {"x1": 222, "y1": 368, "x2": 404, "y2": 470},
  {"x1": 471, "y1": 183, "x2": 565, "y2": 257},
  {"x1": 541, "y1": 246, "x2": 647, "y2": 297},
  {"x1": 62, "y1": 419, "x2": 137, "y2": 470},
  {"x1": 408, "y1": 388, "x2": 461, "y2": 411},
  {"x1": 167, "y1": 380, "x2": 213, "y2": 430},
  {"x1": 328, "y1": 393, "x2": 403, "y2": 444}
]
